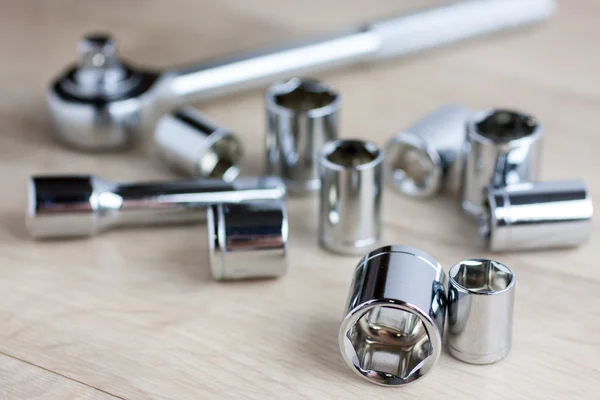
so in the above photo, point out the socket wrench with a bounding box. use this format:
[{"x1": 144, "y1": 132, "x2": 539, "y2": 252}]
[
  {"x1": 48, "y1": 0, "x2": 555, "y2": 150},
  {"x1": 27, "y1": 175, "x2": 286, "y2": 239}
]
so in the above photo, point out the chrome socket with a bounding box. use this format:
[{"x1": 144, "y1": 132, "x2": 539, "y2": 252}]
[
  {"x1": 27, "y1": 175, "x2": 286, "y2": 239},
  {"x1": 265, "y1": 78, "x2": 340, "y2": 194},
  {"x1": 448, "y1": 259, "x2": 515, "y2": 364},
  {"x1": 385, "y1": 105, "x2": 471, "y2": 198},
  {"x1": 339, "y1": 245, "x2": 446, "y2": 386},
  {"x1": 482, "y1": 180, "x2": 593, "y2": 251},
  {"x1": 154, "y1": 107, "x2": 243, "y2": 181},
  {"x1": 461, "y1": 109, "x2": 543, "y2": 218},
  {"x1": 318, "y1": 139, "x2": 383, "y2": 255},
  {"x1": 207, "y1": 201, "x2": 288, "y2": 280}
]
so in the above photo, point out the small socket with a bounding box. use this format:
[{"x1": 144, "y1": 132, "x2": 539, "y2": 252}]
[
  {"x1": 481, "y1": 180, "x2": 593, "y2": 251},
  {"x1": 265, "y1": 78, "x2": 340, "y2": 194},
  {"x1": 318, "y1": 139, "x2": 383, "y2": 255},
  {"x1": 154, "y1": 107, "x2": 243, "y2": 181},
  {"x1": 461, "y1": 108, "x2": 543, "y2": 219},
  {"x1": 385, "y1": 105, "x2": 471, "y2": 198},
  {"x1": 448, "y1": 259, "x2": 515, "y2": 364},
  {"x1": 207, "y1": 201, "x2": 288, "y2": 280}
]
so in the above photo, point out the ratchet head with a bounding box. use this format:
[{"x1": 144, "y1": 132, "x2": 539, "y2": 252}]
[
  {"x1": 48, "y1": 33, "x2": 159, "y2": 151},
  {"x1": 27, "y1": 175, "x2": 101, "y2": 239}
]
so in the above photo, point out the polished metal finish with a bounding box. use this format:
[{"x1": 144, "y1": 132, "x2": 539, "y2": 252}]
[
  {"x1": 481, "y1": 180, "x2": 593, "y2": 251},
  {"x1": 319, "y1": 140, "x2": 383, "y2": 255},
  {"x1": 339, "y1": 245, "x2": 447, "y2": 386},
  {"x1": 27, "y1": 175, "x2": 286, "y2": 239},
  {"x1": 448, "y1": 259, "x2": 515, "y2": 364},
  {"x1": 207, "y1": 201, "x2": 288, "y2": 280},
  {"x1": 461, "y1": 109, "x2": 543, "y2": 218},
  {"x1": 154, "y1": 107, "x2": 242, "y2": 180},
  {"x1": 385, "y1": 105, "x2": 471, "y2": 198},
  {"x1": 265, "y1": 78, "x2": 339, "y2": 194},
  {"x1": 47, "y1": 0, "x2": 555, "y2": 150}
]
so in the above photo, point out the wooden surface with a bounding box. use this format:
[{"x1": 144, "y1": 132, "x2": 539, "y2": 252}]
[{"x1": 1, "y1": 1, "x2": 599, "y2": 399}]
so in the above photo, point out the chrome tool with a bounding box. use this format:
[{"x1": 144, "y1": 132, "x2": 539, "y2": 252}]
[
  {"x1": 319, "y1": 139, "x2": 382, "y2": 255},
  {"x1": 48, "y1": 0, "x2": 555, "y2": 150},
  {"x1": 27, "y1": 175, "x2": 285, "y2": 239},
  {"x1": 448, "y1": 259, "x2": 515, "y2": 364},
  {"x1": 339, "y1": 245, "x2": 446, "y2": 385}
]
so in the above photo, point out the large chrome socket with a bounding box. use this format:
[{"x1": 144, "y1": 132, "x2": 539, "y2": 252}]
[
  {"x1": 339, "y1": 245, "x2": 447, "y2": 386},
  {"x1": 318, "y1": 139, "x2": 383, "y2": 255},
  {"x1": 461, "y1": 109, "x2": 543, "y2": 218},
  {"x1": 154, "y1": 107, "x2": 243, "y2": 180},
  {"x1": 265, "y1": 78, "x2": 340, "y2": 194},
  {"x1": 482, "y1": 180, "x2": 593, "y2": 251},
  {"x1": 207, "y1": 201, "x2": 288, "y2": 280},
  {"x1": 385, "y1": 105, "x2": 471, "y2": 198},
  {"x1": 27, "y1": 175, "x2": 286, "y2": 239},
  {"x1": 448, "y1": 259, "x2": 515, "y2": 364}
]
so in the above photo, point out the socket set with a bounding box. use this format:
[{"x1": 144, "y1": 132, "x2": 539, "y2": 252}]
[
  {"x1": 29, "y1": 0, "x2": 589, "y2": 388},
  {"x1": 339, "y1": 246, "x2": 516, "y2": 385},
  {"x1": 384, "y1": 106, "x2": 593, "y2": 251}
]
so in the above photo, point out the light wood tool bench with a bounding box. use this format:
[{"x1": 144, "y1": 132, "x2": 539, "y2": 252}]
[{"x1": 0, "y1": 1, "x2": 598, "y2": 399}]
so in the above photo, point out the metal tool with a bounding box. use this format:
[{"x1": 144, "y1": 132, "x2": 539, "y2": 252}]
[
  {"x1": 481, "y1": 180, "x2": 593, "y2": 251},
  {"x1": 48, "y1": 0, "x2": 555, "y2": 150},
  {"x1": 154, "y1": 107, "x2": 242, "y2": 180},
  {"x1": 339, "y1": 245, "x2": 446, "y2": 386},
  {"x1": 385, "y1": 105, "x2": 471, "y2": 198},
  {"x1": 27, "y1": 175, "x2": 286, "y2": 239},
  {"x1": 319, "y1": 139, "x2": 383, "y2": 255},
  {"x1": 447, "y1": 259, "x2": 515, "y2": 364},
  {"x1": 265, "y1": 78, "x2": 339, "y2": 194},
  {"x1": 207, "y1": 201, "x2": 288, "y2": 280},
  {"x1": 461, "y1": 108, "x2": 543, "y2": 218}
]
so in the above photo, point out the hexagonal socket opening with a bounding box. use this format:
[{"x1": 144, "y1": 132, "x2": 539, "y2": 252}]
[
  {"x1": 325, "y1": 140, "x2": 380, "y2": 168},
  {"x1": 344, "y1": 306, "x2": 433, "y2": 384},
  {"x1": 475, "y1": 110, "x2": 538, "y2": 141},
  {"x1": 451, "y1": 259, "x2": 513, "y2": 293},
  {"x1": 273, "y1": 79, "x2": 337, "y2": 112},
  {"x1": 388, "y1": 141, "x2": 437, "y2": 193}
]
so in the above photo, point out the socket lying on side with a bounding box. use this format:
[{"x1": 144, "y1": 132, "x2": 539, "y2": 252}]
[
  {"x1": 385, "y1": 105, "x2": 471, "y2": 198},
  {"x1": 481, "y1": 180, "x2": 593, "y2": 251}
]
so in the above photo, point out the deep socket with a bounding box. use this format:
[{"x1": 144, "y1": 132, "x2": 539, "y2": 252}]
[{"x1": 27, "y1": 175, "x2": 286, "y2": 239}]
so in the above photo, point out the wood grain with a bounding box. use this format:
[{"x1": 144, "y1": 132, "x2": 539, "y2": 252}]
[
  {"x1": 0, "y1": 0, "x2": 599, "y2": 399},
  {"x1": 0, "y1": 353, "x2": 120, "y2": 399}
]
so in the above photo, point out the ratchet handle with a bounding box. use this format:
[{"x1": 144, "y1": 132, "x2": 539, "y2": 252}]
[{"x1": 368, "y1": 0, "x2": 556, "y2": 59}]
